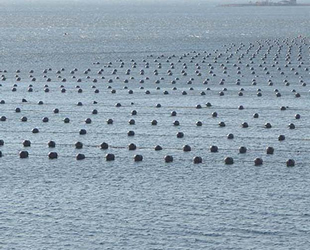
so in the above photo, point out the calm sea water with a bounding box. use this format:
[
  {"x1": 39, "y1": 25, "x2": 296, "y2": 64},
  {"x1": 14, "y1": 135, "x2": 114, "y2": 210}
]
[{"x1": 0, "y1": 2, "x2": 310, "y2": 249}]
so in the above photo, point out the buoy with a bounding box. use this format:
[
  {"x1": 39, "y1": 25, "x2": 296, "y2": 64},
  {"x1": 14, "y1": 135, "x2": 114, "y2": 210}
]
[
  {"x1": 254, "y1": 157, "x2": 263, "y2": 166},
  {"x1": 23, "y1": 140, "x2": 31, "y2": 147},
  {"x1": 19, "y1": 151, "x2": 29, "y2": 158},
  {"x1": 177, "y1": 132, "x2": 184, "y2": 138},
  {"x1": 193, "y1": 156, "x2": 202, "y2": 164},
  {"x1": 224, "y1": 157, "x2": 234, "y2": 165},
  {"x1": 0, "y1": 140, "x2": 4, "y2": 146},
  {"x1": 265, "y1": 123, "x2": 272, "y2": 128},
  {"x1": 151, "y1": 120, "x2": 158, "y2": 125},
  {"x1": 134, "y1": 154, "x2": 143, "y2": 162},
  {"x1": 173, "y1": 120, "x2": 180, "y2": 126},
  {"x1": 106, "y1": 153, "x2": 115, "y2": 161},
  {"x1": 210, "y1": 145, "x2": 218, "y2": 153},
  {"x1": 227, "y1": 133, "x2": 234, "y2": 139},
  {"x1": 100, "y1": 142, "x2": 109, "y2": 149},
  {"x1": 75, "y1": 141, "x2": 83, "y2": 149},
  {"x1": 85, "y1": 118, "x2": 92, "y2": 124},
  {"x1": 183, "y1": 145, "x2": 191, "y2": 152},
  {"x1": 239, "y1": 146, "x2": 247, "y2": 154},
  {"x1": 48, "y1": 152, "x2": 58, "y2": 159},
  {"x1": 42, "y1": 117, "x2": 49, "y2": 122},
  {"x1": 32, "y1": 128, "x2": 39, "y2": 133},
  {"x1": 63, "y1": 118, "x2": 70, "y2": 123},
  {"x1": 266, "y1": 147, "x2": 274, "y2": 154},
  {"x1": 107, "y1": 119, "x2": 113, "y2": 124},
  {"x1": 48, "y1": 141, "x2": 56, "y2": 148},
  {"x1": 79, "y1": 129, "x2": 87, "y2": 135},
  {"x1": 286, "y1": 159, "x2": 295, "y2": 167},
  {"x1": 154, "y1": 145, "x2": 162, "y2": 151},
  {"x1": 76, "y1": 153, "x2": 85, "y2": 160},
  {"x1": 21, "y1": 116, "x2": 27, "y2": 122},
  {"x1": 128, "y1": 119, "x2": 135, "y2": 125},
  {"x1": 278, "y1": 135, "x2": 285, "y2": 141},
  {"x1": 219, "y1": 121, "x2": 225, "y2": 127},
  {"x1": 288, "y1": 123, "x2": 295, "y2": 129},
  {"x1": 127, "y1": 130, "x2": 135, "y2": 136},
  {"x1": 164, "y1": 155, "x2": 173, "y2": 163},
  {"x1": 128, "y1": 143, "x2": 137, "y2": 150},
  {"x1": 241, "y1": 122, "x2": 248, "y2": 128}
]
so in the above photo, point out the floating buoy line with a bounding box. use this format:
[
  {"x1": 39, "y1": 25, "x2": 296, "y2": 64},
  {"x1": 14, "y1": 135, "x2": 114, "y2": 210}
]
[{"x1": 1, "y1": 36, "x2": 309, "y2": 166}]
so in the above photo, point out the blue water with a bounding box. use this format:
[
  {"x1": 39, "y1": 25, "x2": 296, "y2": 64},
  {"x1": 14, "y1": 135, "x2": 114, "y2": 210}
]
[{"x1": 0, "y1": 2, "x2": 310, "y2": 249}]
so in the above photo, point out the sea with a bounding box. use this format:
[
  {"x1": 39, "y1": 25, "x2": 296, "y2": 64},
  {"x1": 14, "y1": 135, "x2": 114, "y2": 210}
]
[{"x1": 0, "y1": 1, "x2": 310, "y2": 249}]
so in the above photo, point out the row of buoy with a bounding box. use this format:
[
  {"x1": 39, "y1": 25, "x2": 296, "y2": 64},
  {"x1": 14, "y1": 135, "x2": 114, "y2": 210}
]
[
  {"x1": 0, "y1": 140, "x2": 291, "y2": 155},
  {"x1": 13, "y1": 150, "x2": 296, "y2": 166},
  {"x1": 0, "y1": 114, "x2": 302, "y2": 129}
]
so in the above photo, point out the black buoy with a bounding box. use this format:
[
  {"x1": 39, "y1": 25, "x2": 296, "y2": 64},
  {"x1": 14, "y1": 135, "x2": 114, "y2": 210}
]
[
  {"x1": 253, "y1": 113, "x2": 259, "y2": 118},
  {"x1": 219, "y1": 121, "x2": 225, "y2": 127},
  {"x1": 183, "y1": 145, "x2": 191, "y2": 152},
  {"x1": 224, "y1": 157, "x2": 234, "y2": 165},
  {"x1": 227, "y1": 133, "x2": 234, "y2": 139},
  {"x1": 21, "y1": 116, "x2": 27, "y2": 122},
  {"x1": 193, "y1": 156, "x2": 202, "y2": 164},
  {"x1": 164, "y1": 155, "x2": 173, "y2": 163},
  {"x1": 106, "y1": 153, "x2": 115, "y2": 161},
  {"x1": 127, "y1": 130, "x2": 135, "y2": 136},
  {"x1": 154, "y1": 145, "x2": 162, "y2": 151},
  {"x1": 0, "y1": 140, "x2": 4, "y2": 146},
  {"x1": 19, "y1": 151, "x2": 29, "y2": 159},
  {"x1": 100, "y1": 142, "x2": 109, "y2": 149},
  {"x1": 32, "y1": 128, "x2": 39, "y2": 133},
  {"x1": 151, "y1": 120, "x2": 158, "y2": 125},
  {"x1": 210, "y1": 145, "x2": 218, "y2": 153},
  {"x1": 42, "y1": 117, "x2": 49, "y2": 122},
  {"x1": 48, "y1": 152, "x2": 58, "y2": 159},
  {"x1": 128, "y1": 119, "x2": 135, "y2": 125},
  {"x1": 134, "y1": 154, "x2": 143, "y2": 162},
  {"x1": 85, "y1": 118, "x2": 92, "y2": 124},
  {"x1": 265, "y1": 123, "x2": 272, "y2": 129},
  {"x1": 266, "y1": 147, "x2": 274, "y2": 155},
  {"x1": 75, "y1": 141, "x2": 83, "y2": 149},
  {"x1": 63, "y1": 118, "x2": 70, "y2": 123},
  {"x1": 76, "y1": 153, "x2": 85, "y2": 160},
  {"x1": 254, "y1": 157, "x2": 263, "y2": 166},
  {"x1": 278, "y1": 135, "x2": 285, "y2": 141},
  {"x1": 173, "y1": 120, "x2": 180, "y2": 126},
  {"x1": 241, "y1": 122, "x2": 248, "y2": 128},
  {"x1": 79, "y1": 129, "x2": 87, "y2": 135},
  {"x1": 177, "y1": 132, "x2": 184, "y2": 138},
  {"x1": 286, "y1": 159, "x2": 295, "y2": 167},
  {"x1": 295, "y1": 114, "x2": 301, "y2": 119},
  {"x1": 48, "y1": 141, "x2": 56, "y2": 148},
  {"x1": 23, "y1": 140, "x2": 31, "y2": 147},
  {"x1": 107, "y1": 119, "x2": 113, "y2": 124},
  {"x1": 239, "y1": 146, "x2": 247, "y2": 154},
  {"x1": 288, "y1": 123, "x2": 295, "y2": 129},
  {"x1": 128, "y1": 143, "x2": 137, "y2": 150}
]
